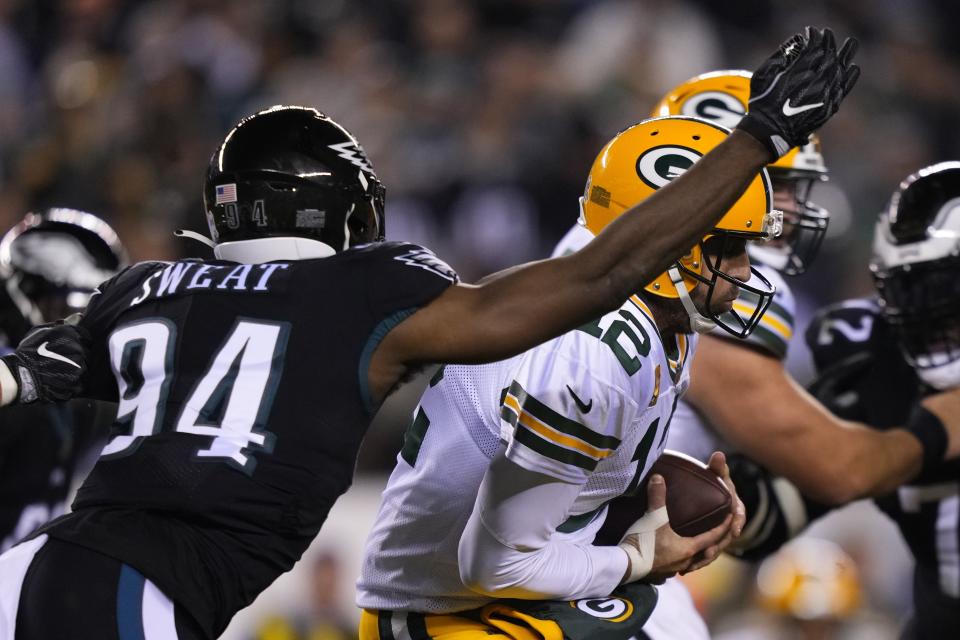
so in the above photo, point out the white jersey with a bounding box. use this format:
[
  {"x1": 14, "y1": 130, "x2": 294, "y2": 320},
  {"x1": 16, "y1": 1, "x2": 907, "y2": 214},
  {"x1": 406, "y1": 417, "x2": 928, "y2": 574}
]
[
  {"x1": 551, "y1": 223, "x2": 798, "y2": 640},
  {"x1": 357, "y1": 293, "x2": 697, "y2": 613}
]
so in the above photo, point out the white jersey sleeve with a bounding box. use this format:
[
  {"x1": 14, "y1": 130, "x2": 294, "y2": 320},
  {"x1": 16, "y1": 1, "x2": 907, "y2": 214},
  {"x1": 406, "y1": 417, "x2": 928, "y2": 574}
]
[
  {"x1": 500, "y1": 329, "x2": 655, "y2": 485},
  {"x1": 551, "y1": 224, "x2": 594, "y2": 257},
  {"x1": 458, "y1": 449, "x2": 628, "y2": 601}
]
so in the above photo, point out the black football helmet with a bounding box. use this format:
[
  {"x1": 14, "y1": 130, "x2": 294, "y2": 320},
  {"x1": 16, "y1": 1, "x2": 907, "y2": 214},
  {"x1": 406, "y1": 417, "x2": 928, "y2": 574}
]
[
  {"x1": 871, "y1": 161, "x2": 960, "y2": 388},
  {"x1": 0, "y1": 208, "x2": 127, "y2": 344},
  {"x1": 203, "y1": 106, "x2": 386, "y2": 253}
]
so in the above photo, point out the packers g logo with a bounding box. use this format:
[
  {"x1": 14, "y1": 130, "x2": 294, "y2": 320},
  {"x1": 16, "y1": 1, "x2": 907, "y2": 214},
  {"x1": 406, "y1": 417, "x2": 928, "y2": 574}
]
[
  {"x1": 636, "y1": 146, "x2": 702, "y2": 190},
  {"x1": 571, "y1": 596, "x2": 634, "y2": 622},
  {"x1": 680, "y1": 91, "x2": 746, "y2": 129}
]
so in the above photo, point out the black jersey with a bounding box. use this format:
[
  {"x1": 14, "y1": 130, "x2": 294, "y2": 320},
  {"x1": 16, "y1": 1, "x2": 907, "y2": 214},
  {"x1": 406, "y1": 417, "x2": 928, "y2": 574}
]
[
  {"x1": 806, "y1": 297, "x2": 960, "y2": 639},
  {"x1": 40, "y1": 241, "x2": 457, "y2": 638},
  {"x1": 0, "y1": 399, "x2": 110, "y2": 552}
]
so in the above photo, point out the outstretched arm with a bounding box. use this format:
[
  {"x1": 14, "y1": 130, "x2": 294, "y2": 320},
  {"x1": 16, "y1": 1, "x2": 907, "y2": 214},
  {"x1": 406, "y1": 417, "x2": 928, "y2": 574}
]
[
  {"x1": 373, "y1": 29, "x2": 860, "y2": 400},
  {"x1": 685, "y1": 335, "x2": 922, "y2": 504}
]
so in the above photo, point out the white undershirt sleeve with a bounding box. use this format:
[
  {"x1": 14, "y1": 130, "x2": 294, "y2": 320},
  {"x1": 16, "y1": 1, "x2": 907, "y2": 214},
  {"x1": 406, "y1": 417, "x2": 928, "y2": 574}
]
[
  {"x1": 0, "y1": 359, "x2": 17, "y2": 407},
  {"x1": 458, "y1": 446, "x2": 628, "y2": 600}
]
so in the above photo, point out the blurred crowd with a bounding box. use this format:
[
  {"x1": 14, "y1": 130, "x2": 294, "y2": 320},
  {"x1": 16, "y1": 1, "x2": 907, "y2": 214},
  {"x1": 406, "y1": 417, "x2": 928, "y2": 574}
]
[{"x1": 2, "y1": 0, "x2": 959, "y2": 284}]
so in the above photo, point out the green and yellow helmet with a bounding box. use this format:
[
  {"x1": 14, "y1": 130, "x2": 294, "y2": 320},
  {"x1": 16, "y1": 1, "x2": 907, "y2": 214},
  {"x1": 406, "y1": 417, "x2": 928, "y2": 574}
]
[
  {"x1": 580, "y1": 115, "x2": 781, "y2": 337},
  {"x1": 652, "y1": 70, "x2": 830, "y2": 275}
]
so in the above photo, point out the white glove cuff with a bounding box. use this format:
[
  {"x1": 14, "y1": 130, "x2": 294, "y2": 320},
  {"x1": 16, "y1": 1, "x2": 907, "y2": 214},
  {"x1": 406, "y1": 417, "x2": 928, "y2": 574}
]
[{"x1": 617, "y1": 505, "x2": 669, "y2": 583}]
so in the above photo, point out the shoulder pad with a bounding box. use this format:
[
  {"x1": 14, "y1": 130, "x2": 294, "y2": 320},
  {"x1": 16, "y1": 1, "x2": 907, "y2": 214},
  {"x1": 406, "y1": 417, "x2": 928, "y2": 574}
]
[
  {"x1": 805, "y1": 298, "x2": 883, "y2": 373},
  {"x1": 358, "y1": 241, "x2": 458, "y2": 283}
]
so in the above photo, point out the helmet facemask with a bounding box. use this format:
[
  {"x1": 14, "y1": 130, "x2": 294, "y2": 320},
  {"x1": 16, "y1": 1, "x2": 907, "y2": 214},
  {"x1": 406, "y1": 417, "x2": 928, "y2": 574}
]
[
  {"x1": 748, "y1": 172, "x2": 829, "y2": 276},
  {"x1": 871, "y1": 162, "x2": 960, "y2": 389},
  {"x1": 874, "y1": 256, "x2": 960, "y2": 388},
  {"x1": 674, "y1": 233, "x2": 777, "y2": 338}
]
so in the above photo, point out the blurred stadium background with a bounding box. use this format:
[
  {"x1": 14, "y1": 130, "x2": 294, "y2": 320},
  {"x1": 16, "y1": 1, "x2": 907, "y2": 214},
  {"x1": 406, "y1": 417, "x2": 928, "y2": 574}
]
[{"x1": 2, "y1": 0, "x2": 957, "y2": 637}]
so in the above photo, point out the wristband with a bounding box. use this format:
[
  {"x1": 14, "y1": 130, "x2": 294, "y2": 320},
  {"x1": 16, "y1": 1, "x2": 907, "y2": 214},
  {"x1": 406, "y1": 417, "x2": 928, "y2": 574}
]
[
  {"x1": 618, "y1": 506, "x2": 669, "y2": 583},
  {"x1": 907, "y1": 405, "x2": 948, "y2": 473}
]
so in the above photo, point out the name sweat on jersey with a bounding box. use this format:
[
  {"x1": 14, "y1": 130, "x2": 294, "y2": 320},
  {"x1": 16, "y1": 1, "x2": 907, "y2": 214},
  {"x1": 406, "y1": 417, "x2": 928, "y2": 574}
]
[
  {"x1": 357, "y1": 293, "x2": 697, "y2": 613},
  {"x1": 35, "y1": 242, "x2": 457, "y2": 639}
]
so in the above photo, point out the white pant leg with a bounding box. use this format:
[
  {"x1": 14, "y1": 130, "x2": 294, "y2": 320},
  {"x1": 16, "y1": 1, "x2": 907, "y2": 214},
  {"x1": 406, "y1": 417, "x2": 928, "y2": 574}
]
[
  {"x1": 0, "y1": 534, "x2": 48, "y2": 640},
  {"x1": 642, "y1": 577, "x2": 710, "y2": 640}
]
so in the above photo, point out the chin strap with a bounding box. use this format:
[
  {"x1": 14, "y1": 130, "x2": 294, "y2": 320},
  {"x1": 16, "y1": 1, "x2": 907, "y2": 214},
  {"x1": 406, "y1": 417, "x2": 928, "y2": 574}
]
[
  {"x1": 668, "y1": 267, "x2": 716, "y2": 334},
  {"x1": 174, "y1": 229, "x2": 217, "y2": 249}
]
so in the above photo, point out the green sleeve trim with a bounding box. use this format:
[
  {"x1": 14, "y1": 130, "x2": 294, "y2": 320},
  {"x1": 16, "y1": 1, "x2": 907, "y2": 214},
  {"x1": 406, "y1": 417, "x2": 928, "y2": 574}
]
[
  {"x1": 556, "y1": 504, "x2": 606, "y2": 533},
  {"x1": 400, "y1": 406, "x2": 431, "y2": 467}
]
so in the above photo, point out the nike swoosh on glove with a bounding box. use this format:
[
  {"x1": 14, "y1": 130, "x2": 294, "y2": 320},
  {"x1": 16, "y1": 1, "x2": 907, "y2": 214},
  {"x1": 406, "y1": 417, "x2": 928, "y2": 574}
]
[
  {"x1": 737, "y1": 26, "x2": 860, "y2": 159},
  {"x1": 0, "y1": 320, "x2": 90, "y2": 404}
]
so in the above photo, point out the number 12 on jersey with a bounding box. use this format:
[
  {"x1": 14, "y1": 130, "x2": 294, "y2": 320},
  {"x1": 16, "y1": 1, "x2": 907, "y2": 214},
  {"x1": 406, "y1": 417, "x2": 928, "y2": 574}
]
[{"x1": 102, "y1": 318, "x2": 290, "y2": 474}]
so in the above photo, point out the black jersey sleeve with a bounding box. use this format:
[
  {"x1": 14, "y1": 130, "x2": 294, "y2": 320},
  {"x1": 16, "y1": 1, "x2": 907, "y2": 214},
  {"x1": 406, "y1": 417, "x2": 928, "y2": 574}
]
[
  {"x1": 804, "y1": 297, "x2": 918, "y2": 426},
  {"x1": 79, "y1": 261, "x2": 168, "y2": 402},
  {"x1": 362, "y1": 242, "x2": 458, "y2": 318}
]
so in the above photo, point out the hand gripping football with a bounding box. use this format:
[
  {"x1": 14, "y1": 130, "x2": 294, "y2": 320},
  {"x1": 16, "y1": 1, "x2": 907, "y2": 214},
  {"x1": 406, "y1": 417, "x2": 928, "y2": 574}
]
[
  {"x1": 649, "y1": 450, "x2": 732, "y2": 536},
  {"x1": 593, "y1": 450, "x2": 732, "y2": 544}
]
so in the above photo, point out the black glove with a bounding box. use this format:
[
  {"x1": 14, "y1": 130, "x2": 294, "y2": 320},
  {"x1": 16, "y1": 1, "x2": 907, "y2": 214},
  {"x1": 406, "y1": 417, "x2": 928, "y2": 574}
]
[
  {"x1": 1, "y1": 321, "x2": 89, "y2": 404},
  {"x1": 737, "y1": 26, "x2": 860, "y2": 159},
  {"x1": 725, "y1": 454, "x2": 829, "y2": 562}
]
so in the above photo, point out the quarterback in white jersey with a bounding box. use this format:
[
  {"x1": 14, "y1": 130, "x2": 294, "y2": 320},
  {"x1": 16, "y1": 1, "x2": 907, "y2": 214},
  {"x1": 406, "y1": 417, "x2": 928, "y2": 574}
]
[
  {"x1": 356, "y1": 116, "x2": 779, "y2": 640},
  {"x1": 578, "y1": 70, "x2": 957, "y2": 640}
]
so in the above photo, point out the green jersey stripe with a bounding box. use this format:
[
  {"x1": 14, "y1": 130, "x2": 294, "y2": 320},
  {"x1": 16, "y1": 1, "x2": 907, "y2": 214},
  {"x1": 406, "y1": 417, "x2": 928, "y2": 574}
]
[
  {"x1": 506, "y1": 380, "x2": 621, "y2": 450},
  {"x1": 511, "y1": 418, "x2": 599, "y2": 471}
]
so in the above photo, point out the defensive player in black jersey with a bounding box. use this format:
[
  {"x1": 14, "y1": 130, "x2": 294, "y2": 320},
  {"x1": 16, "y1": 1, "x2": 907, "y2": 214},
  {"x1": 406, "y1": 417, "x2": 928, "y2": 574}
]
[
  {"x1": 807, "y1": 162, "x2": 960, "y2": 639},
  {"x1": 0, "y1": 28, "x2": 863, "y2": 640},
  {"x1": 719, "y1": 162, "x2": 960, "y2": 639},
  {"x1": 0, "y1": 208, "x2": 124, "y2": 553}
]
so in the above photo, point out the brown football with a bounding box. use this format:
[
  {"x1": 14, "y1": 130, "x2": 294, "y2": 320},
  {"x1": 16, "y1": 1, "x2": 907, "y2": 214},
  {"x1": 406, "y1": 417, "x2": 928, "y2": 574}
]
[
  {"x1": 592, "y1": 450, "x2": 732, "y2": 544},
  {"x1": 650, "y1": 450, "x2": 732, "y2": 537}
]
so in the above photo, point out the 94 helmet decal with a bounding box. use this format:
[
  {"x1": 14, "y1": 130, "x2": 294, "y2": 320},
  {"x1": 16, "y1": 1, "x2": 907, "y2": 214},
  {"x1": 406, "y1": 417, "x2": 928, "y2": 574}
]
[{"x1": 635, "y1": 145, "x2": 701, "y2": 189}]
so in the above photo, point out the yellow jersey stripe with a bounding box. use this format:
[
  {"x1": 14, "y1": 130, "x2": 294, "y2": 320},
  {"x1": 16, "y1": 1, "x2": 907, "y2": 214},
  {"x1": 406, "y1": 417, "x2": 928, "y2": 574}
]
[{"x1": 504, "y1": 394, "x2": 614, "y2": 460}]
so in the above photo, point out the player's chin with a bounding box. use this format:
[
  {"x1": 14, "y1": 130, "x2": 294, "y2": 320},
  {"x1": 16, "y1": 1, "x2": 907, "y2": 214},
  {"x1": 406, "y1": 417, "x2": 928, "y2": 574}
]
[{"x1": 709, "y1": 299, "x2": 735, "y2": 315}]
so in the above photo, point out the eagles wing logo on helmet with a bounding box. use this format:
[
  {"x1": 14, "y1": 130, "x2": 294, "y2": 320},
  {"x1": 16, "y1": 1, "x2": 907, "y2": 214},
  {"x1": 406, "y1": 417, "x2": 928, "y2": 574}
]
[
  {"x1": 328, "y1": 141, "x2": 374, "y2": 174},
  {"x1": 635, "y1": 146, "x2": 702, "y2": 189},
  {"x1": 680, "y1": 91, "x2": 746, "y2": 129}
]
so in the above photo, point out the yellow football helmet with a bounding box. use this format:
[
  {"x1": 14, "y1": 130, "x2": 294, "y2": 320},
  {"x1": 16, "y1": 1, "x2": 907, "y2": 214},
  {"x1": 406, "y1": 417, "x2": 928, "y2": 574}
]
[
  {"x1": 652, "y1": 70, "x2": 830, "y2": 275},
  {"x1": 580, "y1": 116, "x2": 781, "y2": 337}
]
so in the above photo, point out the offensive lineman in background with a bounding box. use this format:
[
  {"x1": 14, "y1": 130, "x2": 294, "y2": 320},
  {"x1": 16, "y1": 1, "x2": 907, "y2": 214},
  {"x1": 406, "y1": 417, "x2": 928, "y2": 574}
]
[
  {"x1": 356, "y1": 115, "x2": 770, "y2": 640},
  {"x1": 553, "y1": 70, "x2": 960, "y2": 639},
  {"x1": 0, "y1": 209, "x2": 123, "y2": 552}
]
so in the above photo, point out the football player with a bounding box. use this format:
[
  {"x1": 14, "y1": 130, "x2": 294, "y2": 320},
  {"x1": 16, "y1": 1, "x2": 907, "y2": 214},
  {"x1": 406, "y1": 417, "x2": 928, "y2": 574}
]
[
  {"x1": 0, "y1": 208, "x2": 124, "y2": 553},
  {"x1": 0, "y1": 28, "x2": 859, "y2": 640},
  {"x1": 556, "y1": 70, "x2": 960, "y2": 640},
  {"x1": 355, "y1": 114, "x2": 778, "y2": 640},
  {"x1": 800, "y1": 162, "x2": 960, "y2": 639}
]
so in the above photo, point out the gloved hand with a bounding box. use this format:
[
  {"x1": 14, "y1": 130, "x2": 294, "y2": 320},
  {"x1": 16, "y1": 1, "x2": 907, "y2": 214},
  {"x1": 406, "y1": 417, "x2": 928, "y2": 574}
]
[
  {"x1": 0, "y1": 320, "x2": 89, "y2": 404},
  {"x1": 737, "y1": 26, "x2": 860, "y2": 159}
]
